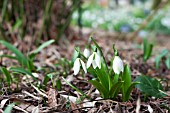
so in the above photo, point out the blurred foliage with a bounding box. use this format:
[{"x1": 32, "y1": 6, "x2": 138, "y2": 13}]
[
  {"x1": 152, "y1": 0, "x2": 162, "y2": 9},
  {"x1": 71, "y1": 0, "x2": 170, "y2": 35},
  {"x1": 0, "y1": 0, "x2": 81, "y2": 43}
]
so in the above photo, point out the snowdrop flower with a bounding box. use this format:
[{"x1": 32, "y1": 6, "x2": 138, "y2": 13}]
[
  {"x1": 83, "y1": 48, "x2": 90, "y2": 58},
  {"x1": 112, "y1": 56, "x2": 124, "y2": 74},
  {"x1": 87, "y1": 52, "x2": 101, "y2": 69},
  {"x1": 73, "y1": 58, "x2": 87, "y2": 75}
]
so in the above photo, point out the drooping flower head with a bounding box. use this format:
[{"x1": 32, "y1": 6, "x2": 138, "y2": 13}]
[
  {"x1": 87, "y1": 52, "x2": 101, "y2": 69},
  {"x1": 73, "y1": 58, "x2": 87, "y2": 75},
  {"x1": 112, "y1": 56, "x2": 124, "y2": 74}
]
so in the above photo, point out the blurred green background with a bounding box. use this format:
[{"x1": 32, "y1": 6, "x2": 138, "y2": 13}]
[{"x1": 0, "y1": 0, "x2": 170, "y2": 43}]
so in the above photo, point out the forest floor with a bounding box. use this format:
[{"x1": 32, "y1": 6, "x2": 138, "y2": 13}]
[{"x1": 0, "y1": 28, "x2": 170, "y2": 113}]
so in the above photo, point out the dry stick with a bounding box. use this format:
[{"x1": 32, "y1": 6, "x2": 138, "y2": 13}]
[
  {"x1": 76, "y1": 98, "x2": 118, "y2": 106},
  {"x1": 61, "y1": 107, "x2": 93, "y2": 113},
  {"x1": 13, "y1": 106, "x2": 29, "y2": 113},
  {"x1": 120, "y1": 0, "x2": 169, "y2": 40},
  {"x1": 22, "y1": 90, "x2": 41, "y2": 100}
]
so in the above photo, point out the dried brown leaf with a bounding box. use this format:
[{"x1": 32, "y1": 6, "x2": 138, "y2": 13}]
[
  {"x1": 70, "y1": 101, "x2": 79, "y2": 113},
  {"x1": 47, "y1": 88, "x2": 57, "y2": 107}
]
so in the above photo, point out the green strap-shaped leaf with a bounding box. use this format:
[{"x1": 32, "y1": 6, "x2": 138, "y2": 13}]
[
  {"x1": 10, "y1": 67, "x2": 36, "y2": 80},
  {"x1": 109, "y1": 81, "x2": 124, "y2": 98},
  {"x1": 89, "y1": 79, "x2": 108, "y2": 98},
  {"x1": 42, "y1": 74, "x2": 53, "y2": 89},
  {"x1": 122, "y1": 65, "x2": 131, "y2": 94},
  {"x1": 146, "y1": 44, "x2": 153, "y2": 61},
  {"x1": 87, "y1": 67, "x2": 98, "y2": 78},
  {"x1": 0, "y1": 54, "x2": 18, "y2": 60},
  {"x1": 56, "y1": 78, "x2": 62, "y2": 91},
  {"x1": 165, "y1": 55, "x2": 170, "y2": 69},
  {"x1": 143, "y1": 38, "x2": 153, "y2": 62},
  {"x1": 155, "y1": 49, "x2": 169, "y2": 69},
  {"x1": 143, "y1": 38, "x2": 147, "y2": 57},
  {"x1": 123, "y1": 82, "x2": 139, "y2": 102},
  {"x1": 0, "y1": 67, "x2": 12, "y2": 87},
  {"x1": 113, "y1": 74, "x2": 119, "y2": 85},
  {"x1": 31, "y1": 40, "x2": 55, "y2": 54},
  {"x1": 0, "y1": 40, "x2": 28, "y2": 66},
  {"x1": 95, "y1": 64, "x2": 110, "y2": 90}
]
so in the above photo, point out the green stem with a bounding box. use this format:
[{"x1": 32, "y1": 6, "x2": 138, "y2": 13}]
[{"x1": 91, "y1": 37, "x2": 109, "y2": 72}]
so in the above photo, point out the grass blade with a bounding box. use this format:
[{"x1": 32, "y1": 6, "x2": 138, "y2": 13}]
[
  {"x1": 42, "y1": 74, "x2": 53, "y2": 89},
  {"x1": 0, "y1": 54, "x2": 18, "y2": 60},
  {"x1": 62, "y1": 77, "x2": 89, "y2": 98},
  {"x1": 165, "y1": 55, "x2": 170, "y2": 69},
  {"x1": 31, "y1": 39, "x2": 55, "y2": 54},
  {"x1": 0, "y1": 40, "x2": 28, "y2": 67},
  {"x1": 10, "y1": 67, "x2": 36, "y2": 80},
  {"x1": 0, "y1": 67, "x2": 12, "y2": 87}
]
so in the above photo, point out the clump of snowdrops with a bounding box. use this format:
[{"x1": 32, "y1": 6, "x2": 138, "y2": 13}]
[{"x1": 72, "y1": 37, "x2": 138, "y2": 101}]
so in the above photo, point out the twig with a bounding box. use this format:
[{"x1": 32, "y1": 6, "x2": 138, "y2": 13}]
[
  {"x1": 22, "y1": 90, "x2": 41, "y2": 101},
  {"x1": 61, "y1": 107, "x2": 93, "y2": 113},
  {"x1": 31, "y1": 84, "x2": 48, "y2": 98},
  {"x1": 13, "y1": 106, "x2": 29, "y2": 113}
]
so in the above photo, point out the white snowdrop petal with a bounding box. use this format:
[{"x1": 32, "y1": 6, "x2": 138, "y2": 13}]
[
  {"x1": 73, "y1": 58, "x2": 80, "y2": 70},
  {"x1": 80, "y1": 60, "x2": 87, "y2": 73},
  {"x1": 112, "y1": 56, "x2": 124, "y2": 74},
  {"x1": 92, "y1": 61, "x2": 97, "y2": 69},
  {"x1": 113, "y1": 63, "x2": 120, "y2": 74},
  {"x1": 117, "y1": 59, "x2": 123, "y2": 72},
  {"x1": 87, "y1": 53, "x2": 94, "y2": 68},
  {"x1": 113, "y1": 59, "x2": 118, "y2": 74},
  {"x1": 73, "y1": 58, "x2": 80, "y2": 75},
  {"x1": 120, "y1": 62, "x2": 124, "y2": 72},
  {"x1": 95, "y1": 53, "x2": 101, "y2": 69},
  {"x1": 73, "y1": 66, "x2": 80, "y2": 75},
  {"x1": 83, "y1": 48, "x2": 90, "y2": 58}
]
